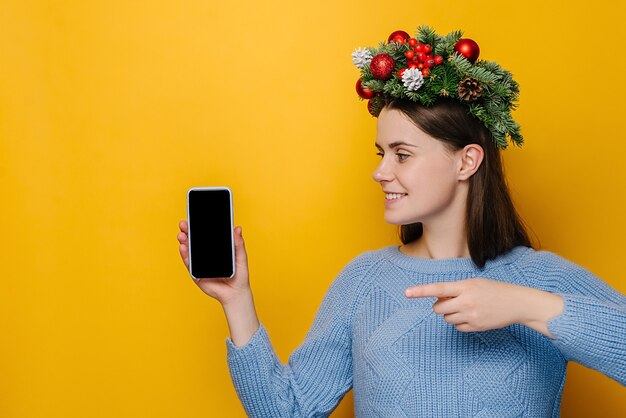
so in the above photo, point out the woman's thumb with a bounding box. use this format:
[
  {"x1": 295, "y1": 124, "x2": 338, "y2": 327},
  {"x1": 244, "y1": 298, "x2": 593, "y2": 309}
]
[{"x1": 234, "y1": 226, "x2": 247, "y2": 260}]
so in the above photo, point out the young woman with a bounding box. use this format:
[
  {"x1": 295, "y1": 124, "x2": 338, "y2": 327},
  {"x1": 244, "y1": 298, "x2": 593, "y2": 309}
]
[{"x1": 177, "y1": 27, "x2": 626, "y2": 417}]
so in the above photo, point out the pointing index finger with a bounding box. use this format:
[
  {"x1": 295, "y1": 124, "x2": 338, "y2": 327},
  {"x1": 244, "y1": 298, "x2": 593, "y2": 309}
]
[{"x1": 405, "y1": 282, "x2": 461, "y2": 298}]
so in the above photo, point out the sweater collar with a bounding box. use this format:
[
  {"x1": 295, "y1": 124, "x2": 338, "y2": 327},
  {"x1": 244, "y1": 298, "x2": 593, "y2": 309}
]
[{"x1": 381, "y1": 245, "x2": 533, "y2": 274}]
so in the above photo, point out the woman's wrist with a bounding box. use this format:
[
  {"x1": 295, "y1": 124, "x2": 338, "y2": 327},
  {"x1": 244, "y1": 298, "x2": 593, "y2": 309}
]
[
  {"x1": 518, "y1": 288, "x2": 564, "y2": 339},
  {"x1": 222, "y1": 289, "x2": 260, "y2": 347}
]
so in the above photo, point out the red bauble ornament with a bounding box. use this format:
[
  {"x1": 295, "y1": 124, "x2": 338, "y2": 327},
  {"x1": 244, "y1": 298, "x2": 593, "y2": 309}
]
[
  {"x1": 370, "y1": 54, "x2": 395, "y2": 80},
  {"x1": 387, "y1": 30, "x2": 410, "y2": 43},
  {"x1": 454, "y1": 38, "x2": 480, "y2": 63},
  {"x1": 434, "y1": 55, "x2": 444, "y2": 65},
  {"x1": 367, "y1": 99, "x2": 381, "y2": 117},
  {"x1": 356, "y1": 79, "x2": 374, "y2": 99},
  {"x1": 393, "y1": 35, "x2": 405, "y2": 44}
]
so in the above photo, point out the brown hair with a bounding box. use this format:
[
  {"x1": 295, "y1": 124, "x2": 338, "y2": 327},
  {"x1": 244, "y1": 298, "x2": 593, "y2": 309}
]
[{"x1": 384, "y1": 97, "x2": 532, "y2": 268}]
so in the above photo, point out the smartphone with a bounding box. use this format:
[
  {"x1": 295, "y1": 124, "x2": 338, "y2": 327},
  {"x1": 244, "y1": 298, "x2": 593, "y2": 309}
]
[{"x1": 186, "y1": 187, "x2": 235, "y2": 279}]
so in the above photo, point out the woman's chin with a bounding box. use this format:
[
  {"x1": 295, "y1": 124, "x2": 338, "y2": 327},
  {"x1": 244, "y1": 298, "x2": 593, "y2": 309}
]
[{"x1": 383, "y1": 213, "x2": 409, "y2": 225}]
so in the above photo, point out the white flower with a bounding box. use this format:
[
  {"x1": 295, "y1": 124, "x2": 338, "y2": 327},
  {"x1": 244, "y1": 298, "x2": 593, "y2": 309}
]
[
  {"x1": 402, "y1": 68, "x2": 424, "y2": 91},
  {"x1": 352, "y1": 48, "x2": 373, "y2": 69}
]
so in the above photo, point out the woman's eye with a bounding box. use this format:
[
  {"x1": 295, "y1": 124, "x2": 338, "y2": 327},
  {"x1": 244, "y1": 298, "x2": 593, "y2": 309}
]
[
  {"x1": 376, "y1": 152, "x2": 384, "y2": 158},
  {"x1": 396, "y1": 153, "x2": 409, "y2": 161}
]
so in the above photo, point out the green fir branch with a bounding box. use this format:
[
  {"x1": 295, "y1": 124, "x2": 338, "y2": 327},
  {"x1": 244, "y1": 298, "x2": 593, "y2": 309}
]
[
  {"x1": 433, "y1": 30, "x2": 463, "y2": 57},
  {"x1": 415, "y1": 25, "x2": 441, "y2": 46},
  {"x1": 509, "y1": 124, "x2": 523, "y2": 146},
  {"x1": 448, "y1": 53, "x2": 473, "y2": 75},
  {"x1": 388, "y1": 48, "x2": 410, "y2": 65},
  {"x1": 363, "y1": 79, "x2": 385, "y2": 92},
  {"x1": 405, "y1": 91, "x2": 421, "y2": 101},
  {"x1": 384, "y1": 80, "x2": 408, "y2": 99},
  {"x1": 466, "y1": 66, "x2": 499, "y2": 85},
  {"x1": 478, "y1": 61, "x2": 502, "y2": 75},
  {"x1": 429, "y1": 65, "x2": 461, "y2": 98},
  {"x1": 489, "y1": 80, "x2": 511, "y2": 98},
  {"x1": 360, "y1": 65, "x2": 372, "y2": 79}
]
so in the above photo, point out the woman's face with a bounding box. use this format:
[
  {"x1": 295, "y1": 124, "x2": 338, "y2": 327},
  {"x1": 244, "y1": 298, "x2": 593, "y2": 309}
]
[{"x1": 372, "y1": 107, "x2": 465, "y2": 226}]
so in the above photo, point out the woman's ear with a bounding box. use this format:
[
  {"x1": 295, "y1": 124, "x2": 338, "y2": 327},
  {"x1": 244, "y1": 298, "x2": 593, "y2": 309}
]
[{"x1": 457, "y1": 144, "x2": 484, "y2": 180}]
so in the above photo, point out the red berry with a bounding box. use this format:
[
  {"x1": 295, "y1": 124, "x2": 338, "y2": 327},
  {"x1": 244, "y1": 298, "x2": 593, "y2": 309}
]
[
  {"x1": 423, "y1": 44, "x2": 432, "y2": 54},
  {"x1": 398, "y1": 68, "x2": 407, "y2": 78},
  {"x1": 414, "y1": 44, "x2": 424, "y2": 52},
  {"x1": 408, "y1": 38, "x2": 418, "y2": 47},
  {"x1": 434, "y1": 55, "x2": 444, "y2": 65},
  {"x1": 387, "y1": 30, "x2": 410, "y2": 43},
  {"x1": 405, "y1": 50, "x2": 415, "y2": 60},
  {"x1": 417, "y1": 63, "x2": 424, "y2": 70},
  {"x1": 425, "y1": 59, "x2": 435, "y2": 69},
  {"x1": 407, "y1": 61, "x2": 419, "y2": 69},
  {"x1": 412, "y1": 56, "x2": 419, "y2": 62},
  {"x1": 416, "y1": 52, "x2": 426, "y2": 62},
  {"x1": 426, "y1": 54, "x2": 433, "y2": 61},
  {"x1": 356, "y1": 79, "x2": 374, "y2": 99},
  {"x1": 421, "y1": 68, "x2": 430, "y2": 77}
]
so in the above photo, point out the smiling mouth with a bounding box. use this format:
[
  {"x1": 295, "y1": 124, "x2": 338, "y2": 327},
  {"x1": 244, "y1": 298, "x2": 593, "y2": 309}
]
[{"x1": 385, "y1": 193, "x2": 407, "y2": 200}]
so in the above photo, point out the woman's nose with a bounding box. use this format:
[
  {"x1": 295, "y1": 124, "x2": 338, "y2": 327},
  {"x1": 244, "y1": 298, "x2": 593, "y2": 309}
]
[{"x1": 372, "y1": 161, "x2": 392, "y2": 183}]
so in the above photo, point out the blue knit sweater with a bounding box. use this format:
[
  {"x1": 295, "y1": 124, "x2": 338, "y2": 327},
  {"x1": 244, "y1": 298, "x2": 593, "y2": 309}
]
[{"x1": 226, "y1": 246, "x2": 626, "y2": 417}]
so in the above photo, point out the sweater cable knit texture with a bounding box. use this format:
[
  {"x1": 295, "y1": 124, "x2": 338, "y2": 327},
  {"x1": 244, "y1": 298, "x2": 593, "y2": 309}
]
[{"x1": 226, "y1": 246, "x2": 626, "y2": 417}]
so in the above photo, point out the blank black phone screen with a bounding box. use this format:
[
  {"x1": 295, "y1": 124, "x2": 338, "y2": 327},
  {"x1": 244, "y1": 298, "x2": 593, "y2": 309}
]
[{"x1": 187, "y1": 188, "x2": 234, "y2": 278}]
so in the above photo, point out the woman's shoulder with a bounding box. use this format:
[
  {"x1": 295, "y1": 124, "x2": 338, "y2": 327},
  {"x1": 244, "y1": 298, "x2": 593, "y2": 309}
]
[
  {"x1": 514, "y1": 247, "x2": 626, "y2": 305},
  {"x1": 330, "y1": 246, "x2": 407, "y2": 291},
  {"x1": 338, "y1": 247, "x2": 391, "y2": 276},
  {"x1": 321, "y1": 248, "x2": 391, "y2": 307},
  {"x1": 510, "y1": 246, "x2": 607, "y2": 292},
  {"x1": 512, "y1": 246, "x2": 584, "y2": 274}
]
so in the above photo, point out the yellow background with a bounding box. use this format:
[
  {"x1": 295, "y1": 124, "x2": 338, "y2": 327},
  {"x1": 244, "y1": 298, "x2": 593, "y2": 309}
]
[{"x1": 1, "y1": 0, "x2": 624, "y2": 416}]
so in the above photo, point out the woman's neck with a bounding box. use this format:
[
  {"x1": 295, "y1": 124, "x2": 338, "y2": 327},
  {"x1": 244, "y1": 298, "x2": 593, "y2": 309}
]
[
  {"x1": 401, "y1": 218, "x2": 470, "y2": 260},
  {"x1": 399, "y1": 181, "x2": 471, "y2": 260}
]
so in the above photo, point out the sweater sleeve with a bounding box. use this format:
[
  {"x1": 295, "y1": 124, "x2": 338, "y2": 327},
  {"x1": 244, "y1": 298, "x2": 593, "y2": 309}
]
[
  {"x1": 225, "y1": 253, "x2": 376, "y2": 417},
  {"x1": 521, "y1": 251, "x2": 626, "y2": 385}
]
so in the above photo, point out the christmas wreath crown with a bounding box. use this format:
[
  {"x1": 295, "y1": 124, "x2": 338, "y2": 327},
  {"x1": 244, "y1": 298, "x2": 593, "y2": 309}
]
[{"x1": 352, "y1": 26, "x2": 522, "y2": 149}]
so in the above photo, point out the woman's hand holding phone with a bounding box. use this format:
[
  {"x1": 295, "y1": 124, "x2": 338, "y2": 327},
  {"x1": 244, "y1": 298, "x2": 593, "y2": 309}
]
[
  {"x1": 178, "y1": 220, "x2": 250, "y2": 302},
  {"x1": 177, "y1": 220, "x2": 260, "y2": 346}
]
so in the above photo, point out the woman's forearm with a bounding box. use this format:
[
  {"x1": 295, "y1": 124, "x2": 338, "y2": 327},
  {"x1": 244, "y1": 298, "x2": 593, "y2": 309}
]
[
  {"x1": 518, "y1": 288, "x2": 564, "y2": 339},
  {"x1": 222, "y1": 289, "x2": 260, "y2": 347}
]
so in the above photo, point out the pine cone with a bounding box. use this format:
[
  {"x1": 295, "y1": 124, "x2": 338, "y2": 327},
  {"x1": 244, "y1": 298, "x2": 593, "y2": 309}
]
[
  {"x1": 457, "y1": 77, "x2": 483, "y2": 102},
  {"x1": 352, "y1": 48, "x2": 373, "y2": 69},
  {"x1": 401, "y1": 68, "x2": 424, "y2": 91}
]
